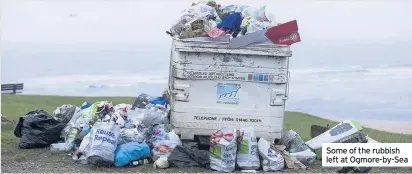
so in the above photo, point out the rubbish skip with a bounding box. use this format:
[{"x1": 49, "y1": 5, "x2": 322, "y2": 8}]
[
  {"x1": 168, "y1": 145, "x2": 210, "y2": 168},
  {"x1": 86, "y1": 121, "x2": 121, "y2": 165},
  {"x1": 209, "y1": 127, "x2": 238, "y2": 173},
  {"x1": 271, "y1": 144, "x2": 306, "y2": 170},
  {"x1": 14, "y1": 110, "x2": 66, "y2": 149},
  {"x1": 114, "y1": 141, "x2": 151, "y2": 167},
  {"x1": 258, "y1": 138, "x2": 284, "y2": 172},
  {"x1": 236, "y1": 127, "x2": 260, "y2": 170},
  {"x1": 306, "y1": 120, "x2": 364, "y2": 150}
]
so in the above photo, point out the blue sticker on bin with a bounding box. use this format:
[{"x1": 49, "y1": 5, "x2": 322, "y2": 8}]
[
  {"x1": 258, "y1": 74, "x2": 263, "y2": 81},
  {"x1": 263, "y1": 75, "x2": 268, "y2": 81},
  {"x1": 253, "y1": 74, "x2": 259, "y2": 81}
]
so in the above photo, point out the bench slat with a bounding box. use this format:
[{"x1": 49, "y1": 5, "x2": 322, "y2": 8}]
[{"x1": 1, "y1": 83, "x2": 24, "y2": 94}]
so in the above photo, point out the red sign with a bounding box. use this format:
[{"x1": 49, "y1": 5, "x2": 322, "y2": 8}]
[{"x1": 265, "y1": 20, "x2": 301, "y2": 45}]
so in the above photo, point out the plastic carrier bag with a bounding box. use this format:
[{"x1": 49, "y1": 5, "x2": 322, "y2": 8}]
[
  {"x1": 210, "y1": 127, "x2": 238, "y2": 173},
  {"x1": 86, "y1": 121, "x2": 121, "y2": 165},
  {"x1": 236, "y1": 127, "x2": 260, "y2": 170},
  {"x1": 258, "y1": 138, "x2": 285, "y2": 172}
]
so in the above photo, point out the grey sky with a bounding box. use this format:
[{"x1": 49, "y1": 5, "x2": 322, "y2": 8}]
[
  {"x1": 2, "y1": 0, "x2": 411, "y2": 44},
  {"x1": 2, "y1": 0, "x2": 412, "y2": 82}
]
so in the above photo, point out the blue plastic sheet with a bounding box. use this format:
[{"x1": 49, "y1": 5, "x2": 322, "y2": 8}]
[
  {"x1": 148, "y1": 97, "x2": 168, "y2": 106},
  {"x1": 114, "y1": 141, "x2": 151, "y2": 167},
  {"x1": 80, "y1": 102, "x2": 92, "y2": 110}
]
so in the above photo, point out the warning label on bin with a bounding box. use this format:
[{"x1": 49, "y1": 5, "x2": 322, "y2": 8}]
[
  {"x1": 216, "y1": 83, "x2": 241, "y2": 105},
  {"x1": 184, "y1": 70, "x2": 247, "y2": 81}
]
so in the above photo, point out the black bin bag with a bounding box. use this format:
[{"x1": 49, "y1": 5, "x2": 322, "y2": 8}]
[{"x1": 14, "y1": 110, "x2": 66, "y2": 149}]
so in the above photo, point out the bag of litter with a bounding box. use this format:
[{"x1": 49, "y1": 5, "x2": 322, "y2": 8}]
[
  {"x1": 151, "y1": 136, "x2": 182, "y2": 161},
  {"x1": 14, "y1": 110, "x2": 66, "y2": 149},
  {"x1": 280, "y1": 130, "x2": 309, "y2": 153},
  {"x1": 236, "y1": 127, "x2": 260, "y2": 170},
  {"x1": 86, "y1": 121, "x2": 120, "y2": 165},
  {"x1": 210, "y1": 127, "x2": 238, "y2": 173},
  {"x1": 168, "y1": 145, "x2": 210, "y2": 168},
  {"x1": 50, "y1": 127, "x2": 79, "y2": 152},
  {"x1": 258, "y1": 138, "x2": 284, "y2": 172},
  {"x1": 290, "y1": 149, "x2": 316, "y2": 165},
  {"x1": 114, "y1": 141, "x2": 150, "y2": 167}
]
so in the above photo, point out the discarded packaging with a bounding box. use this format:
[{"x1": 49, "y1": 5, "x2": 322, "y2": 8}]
[
  {"x1": 289, "y1": 149, "x2": 316, "y2": 166},
  {"x1": 51, "y1": 127, "x2": 79, "y2": 152},
  {"x1": 53, "y1": 104, "x2": 80, "y2": 124},
  {"x1": 132, "y1": 93, "x2": 151, "y2": 110},
  {"x1": 14, "y1": 110, "x2": 66, "y2": 149},
  {"x1": 236, "y1": 127, "x2": 260, "y2": 170},
  {"x1": 169, "y1": 3, "x2": 220, "y2": 39},
  {"x1": 280, "y1": 130, "x2": 309, "y2": 153},
  {"x1": 210, "y1": 127, "x2": 238, "y2": 173},
  {"x1": 168, "y1": 145, "x2": 210, "y2": 168},
  {"x1": 86, "y1": 121, "x2": 120, "y2": 165},
  {"x1": 310, "y1": 124, "x2": 330, "y2": 138},
  {"x1": 306, "y1": 120, "x2": 363, "y2": 150},
  {"x1": 258, "y1": 138, "x2": 284, "y2": 172},
  {"x1": 153, "y1": 156, "x2": 170, "y2": 169},
  {"x1": 271, "y1": 144, "x2": 306, "y2": 170},
  {"x1": 114, "y1": 141, "x2": 150, "y2": 167}
]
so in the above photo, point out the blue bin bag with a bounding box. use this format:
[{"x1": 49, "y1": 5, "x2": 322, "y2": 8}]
[
  {"x1": 148, "y1": 97, "x2": 168, "y2": 106},
  {"x1": 80, "y1": 102, "x2": 92, "y2": 110},
  {"x1": 114, "y1": 141, "x2": 151, "y2": 167}
]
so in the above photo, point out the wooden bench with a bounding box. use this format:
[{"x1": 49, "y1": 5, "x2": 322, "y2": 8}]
[{"x1": 1, "y1": 83, "x2": 24, "y2": 94}]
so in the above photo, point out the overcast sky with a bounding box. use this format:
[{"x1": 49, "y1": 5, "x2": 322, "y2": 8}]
[
  {"x1": 2, "y1": 0, "x2": 411, "y2": 44},
  {"x1": 2, "y1": 0, "x2": 412, "y2": 82}
]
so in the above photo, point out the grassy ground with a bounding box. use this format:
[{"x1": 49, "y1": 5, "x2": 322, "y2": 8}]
[{"x1": 2, "y1": 95, "x2": 412, "y2": 173}]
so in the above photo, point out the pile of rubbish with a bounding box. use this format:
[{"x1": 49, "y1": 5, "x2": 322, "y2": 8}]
[
  {"x1": 12, "y1": 90, "x2": 379, "y2": 172},
  {"x1": 167, "y1": 1, "x2": 278, "y2": 39}
]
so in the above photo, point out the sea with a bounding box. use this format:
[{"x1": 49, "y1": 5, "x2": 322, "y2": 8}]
[{"x1": 2, "y1": 41, "x2": 412, "y2": 122}]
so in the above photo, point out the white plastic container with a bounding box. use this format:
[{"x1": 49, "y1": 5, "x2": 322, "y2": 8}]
[{"x1": 168, "y1": 37, "x2": 292, "y2": 143}]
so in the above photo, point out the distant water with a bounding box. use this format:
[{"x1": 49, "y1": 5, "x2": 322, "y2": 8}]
[
  {"x1": 4, "y1": 64, "x2": 412, "y2": 122},
  {"x1": 2, "y1": 41, "x2": 412, "y2": 122}
]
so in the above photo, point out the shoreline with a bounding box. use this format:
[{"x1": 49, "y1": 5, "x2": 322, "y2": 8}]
[{"x1": 325, "y1": 117, "x2": 412, "y2": 135}]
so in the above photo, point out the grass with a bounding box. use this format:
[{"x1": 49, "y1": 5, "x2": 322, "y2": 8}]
[{"x1": 2, "y1": 95, "x2": 412, "y2": 162}]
